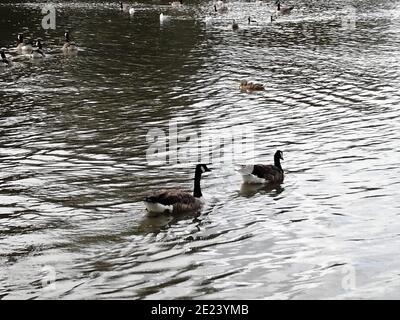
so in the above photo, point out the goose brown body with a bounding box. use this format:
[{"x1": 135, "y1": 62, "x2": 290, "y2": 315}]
[
  {"x1": 238, "y1": 150, "x2": 284, "y2": 184},
  {"x1": 144, "y1": 164, "x2": 211, "y2": 214}
]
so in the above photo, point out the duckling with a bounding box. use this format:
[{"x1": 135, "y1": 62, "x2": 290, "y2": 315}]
[
  {"x1": 232, "y1": 20, "x2": 239, "y2": 30},
  {"x1": 1, "y1": 50, "x2": 10, "y2": 66},
  {"x1": 30, "y1": 40, "x2": 45, "y2": 59},
  {"x1": 239, "y1": 80, "x2": 265, "y2": 91},
  {"x1": 16, "y1": 34, "x2": 33, "y2": 54},
  {"x1": 237, "y1": 150, "x2": 284, "y2": 184},
  {"x1": 144, "y1": 164, "x2": 211, "y2": 214},
  {"x1": 62, "y1": 31, "x2": 78, "y2": 53},
  {"x1": 276, "y1": 0, "x2": 294, "y2": 15}
]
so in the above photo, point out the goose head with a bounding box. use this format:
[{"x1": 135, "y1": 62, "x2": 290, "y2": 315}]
[
  {"x1": 36, "y1": 39, "x2": 43, "y2": 49},
  {"x1": 196, "y1": 164, "x2": 211, "y2": 175},
  {"x1": 274, "y1": 150, "x2": 284, "y2": 161},
  {"x1": 17, "y1": 34, "x2": 23, "y2": 44}
]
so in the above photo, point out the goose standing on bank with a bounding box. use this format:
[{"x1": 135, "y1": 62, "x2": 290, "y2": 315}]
[
  {"x1": 16, "y1": 34, "x2": 33, "y2": 54},
  {"x1": 237, "y1": 150, "x2": 284, "y2": 184},
  {"x1": 144, "y1": 164, "x2": 211, "y2": 214},
  {"x1": 62, "y1": 31, "x2": 78, "y2": 53}
]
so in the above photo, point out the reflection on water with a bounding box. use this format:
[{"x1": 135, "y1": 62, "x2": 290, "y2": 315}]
[{"x1": 1, "y1": 0, "x2": 400, "y2": 299}]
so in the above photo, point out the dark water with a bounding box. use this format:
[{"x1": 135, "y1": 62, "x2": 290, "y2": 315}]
[{"x1": 1, "y1": 0, "x2": 400, "y2": 299}]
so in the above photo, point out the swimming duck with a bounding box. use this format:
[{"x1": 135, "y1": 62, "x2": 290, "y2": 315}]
[
  {"x1": 16, "y1": 34, "x2": 33, "y2": 54},
  {"x1": 144, "y1": 164, "x2": 211, "y2": 214},
  {"x1": 129, "y1": 7, "x2": 135, "y2": 15},
  {"x1": 62, "y1": 31, "x2": 78, "y2": 53},
  {"x1": 237, "y1": 150, "x2": 284, "y2": 184},
  {"x1": 239, "y1": 80, "x2": 265, "y2": 91},
  {"x1": 30, "y1": 40, "x2": 45, "y2": 59},
  {"x1": 232, "y1": 20, "x2": 239, "y2": 30},
  {"x1": 1, "y1": 50, "x2": 10, "y2": 66}
]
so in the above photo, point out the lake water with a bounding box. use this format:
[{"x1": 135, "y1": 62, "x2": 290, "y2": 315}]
[{"x1": 1, "y1": 0, "x2": 400, "y2": 299}]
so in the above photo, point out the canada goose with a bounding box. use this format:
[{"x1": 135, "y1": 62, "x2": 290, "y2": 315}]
[
  {"x1": 239, "y1": 80, "x2": 264, "y2": 91},
  {"x1": 144, "y1": 164, "x2": 211, "y2": 214},
  {"x1": 62, "y1": 31, "x2": 78, "y2": 53},
  {"x1": 237, "y1": 150, "x2": 284, "y2": 184},
  {"x1": 16, "y1": 34, "x2": 33, "y2": 54},
  {"x1": 248, "y1": 16, "x2": 258, "y2": 25},
  {"x1": 232, "y1": 20, "x2": 239, "y2": 30},
  {"x1": 276, "y1": 1, "x2": 294, "y2": 15},
  {"x1": 1, "y1": 50, "x2": 10, "y2": 66},
  {"x1": 30, "y1": 40, "x2": 45, "y2": 59}
]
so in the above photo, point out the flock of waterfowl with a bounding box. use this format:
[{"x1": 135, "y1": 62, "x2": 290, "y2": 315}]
[
  {"x1": 0, "y1": 31, "x2": 78, "y2": 66},
  {"x1": 1, "y1": 0, "x2": 293, "y2": 215},
  {"x1": 144, "y1": 150, "x2": 285, "y2": 215},
  {"x1": 144, "y1": 1, "x2": 292, "y2": 215}
]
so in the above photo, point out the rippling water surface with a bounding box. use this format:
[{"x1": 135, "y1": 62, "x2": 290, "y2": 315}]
[{"x1": 1, "y1": 0, "x2": 400, "y2": 299}]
